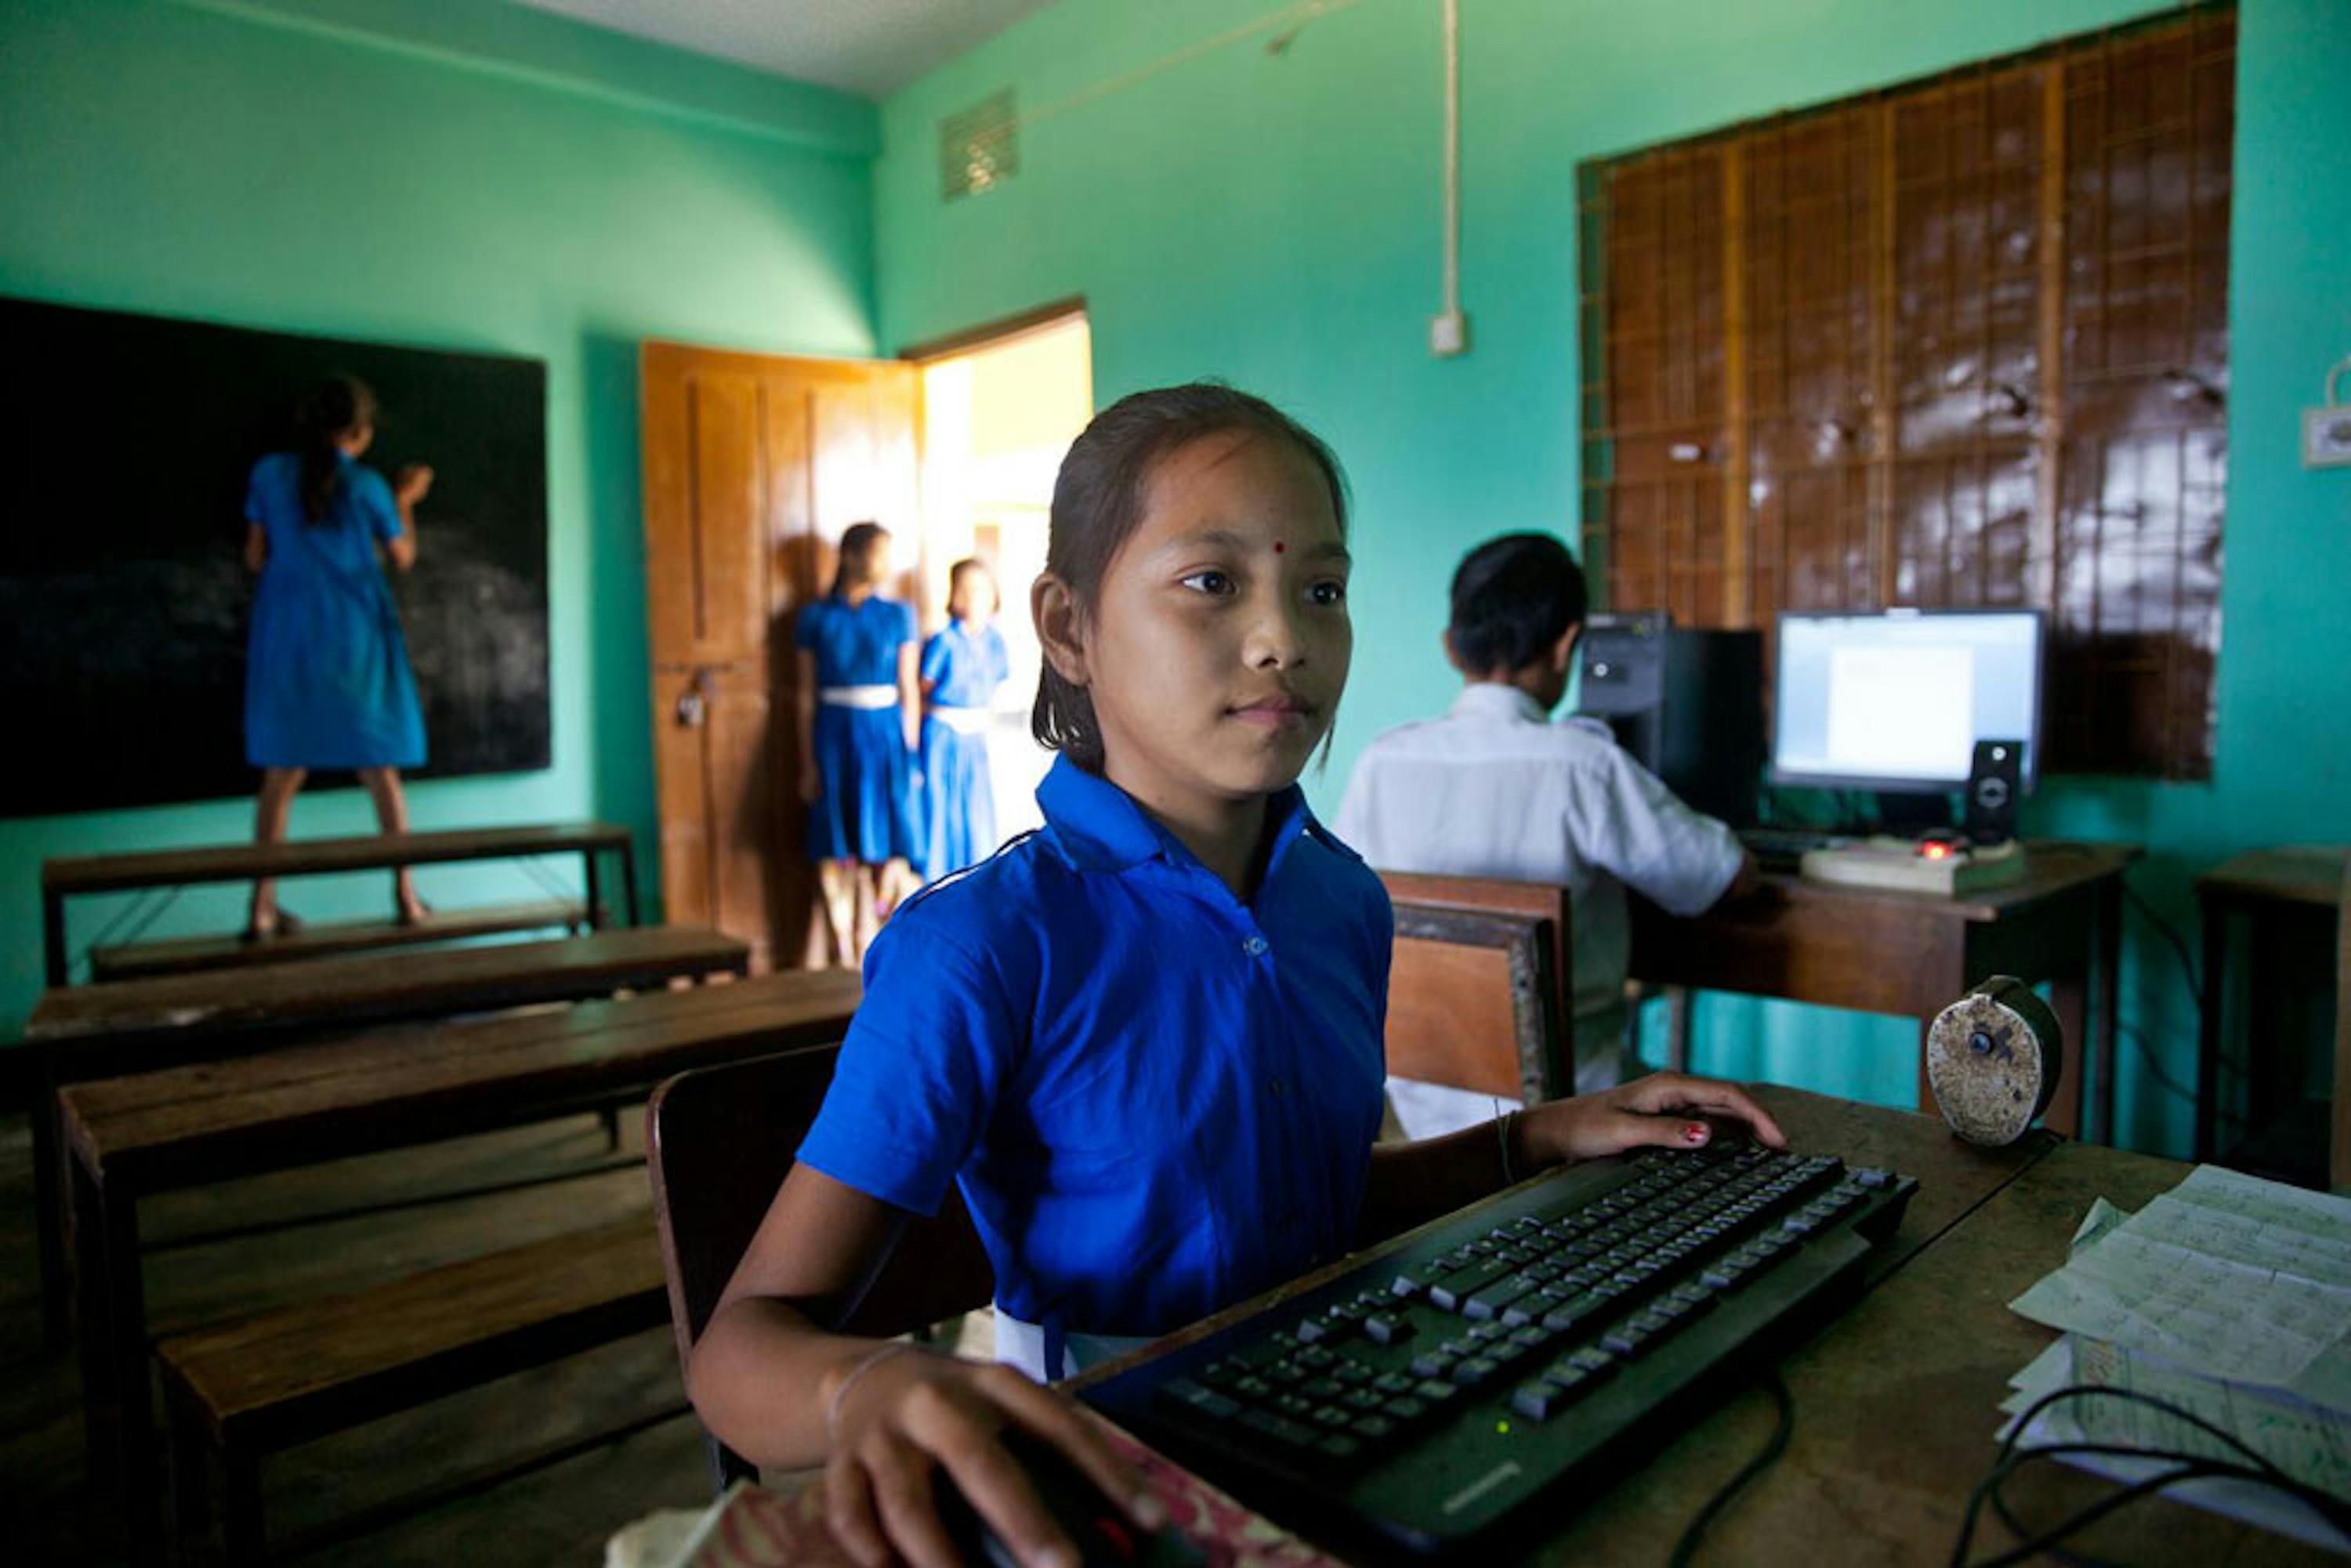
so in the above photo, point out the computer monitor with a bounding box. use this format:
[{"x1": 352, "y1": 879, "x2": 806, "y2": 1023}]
[{"x1": 1770, "y1": 608, "x2": 2044, "y2": 794}]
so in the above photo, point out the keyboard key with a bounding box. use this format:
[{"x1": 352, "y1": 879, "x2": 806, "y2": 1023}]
[
  {"x1": 1450, "y1": 1356, "x2": 1501, "y2": 1388},
  {"x1": 1157, "y1": 1378, "x2": 1241, "y2": 1420},
  {"x1": 1294, "y1": 1345, "x2": 1338, "y2": 1371},
  {"x1": 1462, "y1": 1273, "x2": 1541, "y2": 1320},
  {"x1": 1311, "y1": 1405, "x2": 1354, "y2": 1430},
  {"x1": 1372, "y1": 1371, "x2": 1416, "y2": 1396},
  {"x1": 1600, "y1": 1323, "x2": 1655, "y2": 1359},
  {"x1": 1427, "y1": 1255, "x2": 1516, "y2": 1312},
  {"x1": 1363, "y1": 1314, "x2": 1414, "y2": 1346},
  {"x1": 1511, "y1": 1380, "x2": 1572, "y2": 1421},
  {"x1": 1350, "y1": 1414, "x2": 1396, "y2": 1442},
  {"x1": 1341, "y1": 1388, "x2": 1384, "y2": 1412},
  {"x1": 1302, "y1": 1378, "x2": 1344, "y2": 1400},
  {"x1": 1414, "y1": 1379, "x2": 1462, "y2": 1405},
  {"x1": 1273, "y1": 1392, "x2": 1316, "y2": 1418},
  {"x1": 1333, "y1": 1358, "x2": 1375, "y2": 1385},
  {"x1": 1563, "y1": 1345, "x2": 1616, "y2": 1378},
  {"x1": 1232, "y1": 1376, "x2": 1273, "y2": 1401},
  {"x1": 1411, "y1": 1351, "x2": 1458, "y2": 1380},
  {"x1": 1384, "y1": 1396, "x2": 1428, "y2": 1422},
  {"x1": 1295, "y1": 1315, "x2": 1352, "y2": 1345},
  {"x1": 1315, "y1": 1432, "x2": 1363, "y2": 1462},
  {"x1": 1239, "y1": 1409, "x2": 1317, "y2": 1450},
  {"x1": 1855, "y1": 1167, "x2": 1893, "y2": 1189}
]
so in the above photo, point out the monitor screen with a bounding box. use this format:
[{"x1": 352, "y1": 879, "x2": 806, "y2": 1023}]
[{"x1": 1771, "y1": 610, "x2": 2043, "y2": 791}]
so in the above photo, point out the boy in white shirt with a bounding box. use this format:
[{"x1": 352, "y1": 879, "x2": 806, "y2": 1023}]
[{"x1": 1335, "y1": 533, "x2": 1755, "y2": 1138}]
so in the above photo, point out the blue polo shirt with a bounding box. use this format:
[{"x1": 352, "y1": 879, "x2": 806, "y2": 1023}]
[{"x1": 795, "y1": 755, "x2": 1392, "y2": 1355}]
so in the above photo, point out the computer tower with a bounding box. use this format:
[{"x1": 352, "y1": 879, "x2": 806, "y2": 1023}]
[{"x1": 1575, "y1": 614, "x2": 1765, "y2": 826}]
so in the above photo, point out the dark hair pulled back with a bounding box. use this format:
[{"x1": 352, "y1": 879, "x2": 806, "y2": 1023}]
[
  {"x1": 298, "y1": 374, "x2": 379, "y2": 526},
  {"x1": 830, "y1": 521, "x2": 890, "y2": 599},
  {"x1": 1032, "y1": 382, "x2": 1348, "y2": 773}
]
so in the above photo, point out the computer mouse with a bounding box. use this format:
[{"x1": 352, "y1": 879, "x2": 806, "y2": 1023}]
[{"x1": 933, "y1": 1425, "x2": 1204, "y2": 1568}]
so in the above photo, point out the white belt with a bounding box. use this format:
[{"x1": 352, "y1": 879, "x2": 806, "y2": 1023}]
[
  {"x1": 819, "y1": 685, "x2": 897, "y2": 709},
  {"x1": 927, "y1": 705, "x2": 992, "y2": 735}
]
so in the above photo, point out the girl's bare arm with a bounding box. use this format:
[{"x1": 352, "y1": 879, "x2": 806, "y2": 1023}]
[
  {"x1": 691, "y1": 1163, "x2": 1163, "y2": 1568},
  {"x1": 243, "y1": 521, "x2": 268, "y2": 573}
]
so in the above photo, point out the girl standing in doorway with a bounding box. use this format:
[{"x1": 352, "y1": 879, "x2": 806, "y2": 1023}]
[
  {"x1": 796, "y1": 522, "x2": 922, "y2": 964},
  {"x1": 918, "y1": 557, "x2": 1011, "y2": 881}
]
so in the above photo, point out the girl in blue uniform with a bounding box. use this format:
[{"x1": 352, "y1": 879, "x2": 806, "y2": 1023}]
[
  {"x1": 241, "y1": 375, "x2": 433, "y2": 940},
  {"x1": 918, "y1": 557, "x2": 1012, "y2": 882},
  {"x1": 692, "y1": 386, "x2": 1786, "y2": 1568},
  {"x1": 795, "y1": 522, "x2": 922, "y2": 965}
]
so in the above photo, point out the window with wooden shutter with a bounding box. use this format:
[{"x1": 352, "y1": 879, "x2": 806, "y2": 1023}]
[{"x1": 1578, "y1": 4, "x2": 2233, "y2": 779}]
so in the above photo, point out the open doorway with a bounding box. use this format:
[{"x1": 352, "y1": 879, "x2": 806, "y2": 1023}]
[{"x1": 912, "y1": 307, "x2": 1093, "y2": 860}]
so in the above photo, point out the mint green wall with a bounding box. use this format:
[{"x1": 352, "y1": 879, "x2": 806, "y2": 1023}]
[
  {"x1": 0, "y1": 0, "x2": 878, "y2": 1039},
  {"x1": 875, "y1": 0, "x2": 2351, "y2": 1155}
]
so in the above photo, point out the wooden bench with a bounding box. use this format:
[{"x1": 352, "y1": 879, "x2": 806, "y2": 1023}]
[
  {"x1": 159, "y1": 1219, "x2": 668, "y2": 1565},
  {"x1": 42, "y1": 820, "x2": 639, "y2": 987},
  {"x1": 28, "y1": 923, "x2": 748, "y2": 1355},
  {"x1": 89, "y1": 897, "x2": 598, "y2": 983},
  {"x1": 59, "y1": 969, "x2": 860, "y2": 1566}
]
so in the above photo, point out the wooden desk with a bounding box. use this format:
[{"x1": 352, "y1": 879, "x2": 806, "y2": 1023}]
[
  {"x1": 40, "y1": 820, "x2": 639, "y2": 987},
  {"x1": 60, "y1": 968, "x2": 860, "y2": 1567},
  {"x1": 25, "y1": 924, "x2": 748, "y2": 1353},
  {"x1": 2194, "y1": 846, "x2": 2349, "y2": 1165},
  {"x1": 1077, "y1": 1088, "x2": 2324, "y2": 1565},
  {"x1": 1629, "y1": 842, "x2": 2138, "y2": 1143}
]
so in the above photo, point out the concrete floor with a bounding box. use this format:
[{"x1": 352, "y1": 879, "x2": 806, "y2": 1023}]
[{"x1": 0, "y1": 1104, "x2": 720, "y2": 1565}]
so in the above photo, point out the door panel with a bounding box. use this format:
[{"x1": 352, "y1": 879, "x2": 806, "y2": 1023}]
[{"x1": 643, "y1": 344, "x2": 918, "y2": 969}]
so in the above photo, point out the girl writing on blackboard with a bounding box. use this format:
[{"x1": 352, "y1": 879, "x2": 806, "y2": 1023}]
[{"x1": 241, "y1": 374, "x2": 433, "y2": 939}]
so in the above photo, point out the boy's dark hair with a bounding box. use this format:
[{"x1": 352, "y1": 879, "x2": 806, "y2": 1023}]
[
  {"x1": 1447, "y1": 532, "x2": 1588, "y2": 676},
  {"x1": 297, "y1": 373, "x2": 379, "y2": 526},
  {"x1": 829, "y1": 521, "x2": 890, "y2": 599},
  {"x1": 1033, "y1": 382, "x2": 1349, "y2": 773}
]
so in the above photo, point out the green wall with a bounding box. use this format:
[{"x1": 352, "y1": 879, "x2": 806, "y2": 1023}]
[
  {"x1": 873, "y1": 0, "x2": 2351, "y2": 1154},
  {"x1": 0, "y1": 0, "x2": 878, "y2": 1038}
]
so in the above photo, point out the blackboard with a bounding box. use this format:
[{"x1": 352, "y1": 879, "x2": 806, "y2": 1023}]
[{"x1": 0, "y1": 296, "x2": 550, "y2": 817}]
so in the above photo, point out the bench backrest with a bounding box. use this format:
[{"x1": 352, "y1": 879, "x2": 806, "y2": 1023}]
[
  {"x1": 2336, "y1": 860, "x2": 2349, "y2": 1193},
  {"x1": 646, "y1": 1043, "x2": 994, "y2": 1488},
  {"x1": 1379, "y1": 872, "x2": 1574, "y2": 1105}
]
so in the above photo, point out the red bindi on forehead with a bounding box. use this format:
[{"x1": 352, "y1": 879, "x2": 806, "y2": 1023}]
[{"x1": 1274, "y1": 541, "x2": 1285, "y2": 553}]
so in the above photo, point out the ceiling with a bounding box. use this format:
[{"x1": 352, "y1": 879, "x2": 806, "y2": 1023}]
[{"x1": 508, "y1": 0, "x2": 1056, "y2": 100}]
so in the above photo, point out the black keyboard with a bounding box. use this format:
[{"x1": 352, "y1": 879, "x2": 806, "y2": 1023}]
[
  {"x1": 1736, "y1": 824, "x2": 1850, "y2": 871},
  {"x1": 1081, "y1": 1143, "x2": 1917, "y2": 1560}
]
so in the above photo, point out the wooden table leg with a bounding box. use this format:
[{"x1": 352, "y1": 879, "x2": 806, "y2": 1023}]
[
  {"x1": 2046, "y1": 969, "x2": 2088, "y2": 1140},
  {"x1": 36, "y1": 1047, "x2": 70, "y2": 1348},
  {"x1": 2092, "y1": 878, "x2": 2122, "y2": 1146},
  {"x1": 2197, "y1": 895, "x2": 2226, "y2": 1163},
  {"x1": 73, "y1": 1153, "x2": 160, "y2": 1564},
  {"x1": 585, "y1": 848, "x2": 607, "y2": 932}
]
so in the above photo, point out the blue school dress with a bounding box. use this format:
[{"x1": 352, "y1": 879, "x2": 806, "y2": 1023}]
[
  {"x1": 242, "y1": 451, "x2": 426, "y2": 770},
  {"x1": 795, "y1": 593, "x2": 918, "y2": 864},
  {"x1": 795, "y1": 755, "x2": 1393, "y2": 1382},
  {"x1": 918, "y1": 619, "x2": 1011, "y2": 881}
]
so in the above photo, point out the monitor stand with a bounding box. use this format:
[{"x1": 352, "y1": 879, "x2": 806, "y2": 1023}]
[{"x1": 1875, "y1": 789, "x2": 1958, "y2": 840}]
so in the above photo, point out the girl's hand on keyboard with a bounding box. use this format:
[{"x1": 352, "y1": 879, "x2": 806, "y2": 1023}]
[{"x1": 1524, "y1": 1072, "x2": 1788, "y2": 1165}]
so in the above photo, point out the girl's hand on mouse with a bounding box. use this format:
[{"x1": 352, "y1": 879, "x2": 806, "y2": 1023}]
[
  {"x1": 395, "y1": 462, "x2": 434, "y2": 505},
  {"x1": 1521, "y1": 1072, "x2": 1788, "y2": 1168},
  {"x1": 824, "y1": 1349, "x2": 1164, "y2": 1568}
]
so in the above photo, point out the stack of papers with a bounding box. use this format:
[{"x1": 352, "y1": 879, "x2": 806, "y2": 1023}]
[{"x1": 2001, "y1": 1166, "x2": 2351, "y2": 1552}]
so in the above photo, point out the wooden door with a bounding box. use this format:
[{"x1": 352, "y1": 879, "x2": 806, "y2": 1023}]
[{"x1": 641, "y1": 343, "x2": 918, "y2": 969}]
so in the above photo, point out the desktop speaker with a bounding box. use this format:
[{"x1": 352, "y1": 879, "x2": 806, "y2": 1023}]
[
  {"x1": 1576, "y1": 616, "x2": 1765, "y2": 826},
  {"x1": 1965, "y1": 739, "x2": 2023, "y2": 845}
]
